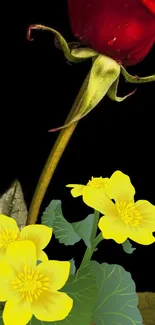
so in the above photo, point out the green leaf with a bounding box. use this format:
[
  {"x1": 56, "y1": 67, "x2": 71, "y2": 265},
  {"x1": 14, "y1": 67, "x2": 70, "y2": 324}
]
[
  {"x1": 107, "y1": 77, "x2": 136, "y2": 102},
  {"x1": 72, "y1": 214, "x2": 94, "y2": 248},
  {"x1": 70, "y1": 258, "x2": 76, "y2": 275},
  {"x1": 122, "y1": 240, "x2": 136, "y2": 254},
  {"x1": 91, "y1": 261, "x2": 143, "y2": 325},
  {"x1": 56, "y1": 263, "x2": 97, "y2": 325},
  {"x1": 41, "y1": 200, "x2": 81, "y2": 246},
  {"x1": 0, "y1": 180, "x2": 27, "y2": 229},
  {"x1": 121, "y1": 66, "x2": 155, "y2": 83},
  {"x1": 49, "y1": 54, "x2": 121, "y2": 131},
  {"x1": 28, "y1": 316, "x2": 43, "y2": 324}
]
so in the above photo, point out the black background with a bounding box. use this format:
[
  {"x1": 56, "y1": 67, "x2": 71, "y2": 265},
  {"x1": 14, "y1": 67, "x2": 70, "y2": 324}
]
[{"x1": 1, "y1": 0, "x2": 155, "y2": 292}]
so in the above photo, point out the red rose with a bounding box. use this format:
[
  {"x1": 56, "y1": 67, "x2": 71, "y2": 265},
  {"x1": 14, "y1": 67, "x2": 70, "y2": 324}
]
[{"x1": 68, "y1": 0, "x2": 155, "y2": 66}]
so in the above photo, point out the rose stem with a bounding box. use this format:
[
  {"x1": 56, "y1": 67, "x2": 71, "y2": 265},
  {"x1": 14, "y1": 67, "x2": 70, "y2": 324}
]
[{"x1": 26, "y1": 74, "x2": 89, "y2": 225}]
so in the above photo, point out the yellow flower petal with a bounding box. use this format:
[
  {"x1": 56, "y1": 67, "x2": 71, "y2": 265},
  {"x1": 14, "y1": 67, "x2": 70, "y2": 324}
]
[
  {"x1": 36, "y1": 260, "x2": 70, "y2": 291},
  {"x1": 3, "y1": 298, "x2": 32, "y2": 325},
  {"x1": 134, "y1": 200, "x2": 155, "y2": 230},
  {"x1": 0, "y1": 214, "x2": 19, "y2": 231},
  {"x1": 66, "y1": 184, "x2": 85, "y2": 197},
  {"x1": 107, "y1": 170, "x2": 135, "y2": 202},
  {"x1": 37, "y1": 250, "x2": 48, "y2": 262},
  {"x1": 98, "y1": 216, "x2": 128, "y2": 243},
  {"x1": 128, "y1": 228, "x2": 155, "y2": 245},
  {"x1": 33, "y1": 291, "x2": 73, "y2": 322},
  {"x1": 6, "y1": 240, "x2": 36, "y2": 272},
  {"x1": 0, "y1": 260, "x2": 14, "y2": 301},
  {"x1": 20, "y1": 224, "x2": 52, "y2": 259},
  {"x1": 83, "y1": 186, "x2": 117, "y2": 215},
  {"x1": 0, "y1": 215, "x2": 19, "y2": 259}
]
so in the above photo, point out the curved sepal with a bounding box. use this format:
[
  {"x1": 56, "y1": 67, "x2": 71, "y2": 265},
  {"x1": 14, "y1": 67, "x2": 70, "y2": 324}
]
[
  {"x1": 27, "y1": 24, "x2": 83, "y2": 63},
  {"x1": 107, "y1": 77, "x2": 136, "y2": 102},
  {"x1": 71, "y1": 47, "x2": 99, "y2": 59},
  {"x1": 49, "y1": 54, "x2": 121, "y2": 132},
  {"x1": 121, "y1": 66, "x2": 155, "y2": 83}
]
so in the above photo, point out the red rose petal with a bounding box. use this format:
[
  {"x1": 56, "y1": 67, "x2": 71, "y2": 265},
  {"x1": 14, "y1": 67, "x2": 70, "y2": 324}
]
[
  {"x1": 141, "y1": 0, "x2": 155, "y2": 15},
  {"x1": 68, "y1": 0, "x2": 155, "y2": 66}
]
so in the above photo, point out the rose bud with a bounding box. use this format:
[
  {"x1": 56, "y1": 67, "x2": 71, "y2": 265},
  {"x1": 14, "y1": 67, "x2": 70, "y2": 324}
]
[{"x1": 68, "y1": 0, "x2": 155, "y2": 66}]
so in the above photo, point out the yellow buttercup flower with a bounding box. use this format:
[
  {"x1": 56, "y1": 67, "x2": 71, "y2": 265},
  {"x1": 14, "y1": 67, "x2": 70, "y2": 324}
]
[
  {"x1": 66, "y1": 176, "x2": 110, "y2": 212},
  {"x1": 0, "y1": 240, "x2": 73, "y2": 325},
  {"x1": 0, "y1": 214, "x2": 52, "y2": 261},
  {"x1": 67, "y1": 171, "x2": 155, "y2": 245}
]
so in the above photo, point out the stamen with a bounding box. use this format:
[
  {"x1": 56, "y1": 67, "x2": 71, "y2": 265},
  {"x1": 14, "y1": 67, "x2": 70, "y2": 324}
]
[
  {"x1": 87, "y1": 177, "x2": 107, "y2": 188},
  {"x1": 116, "y1": 201, "x2": 142, "y2": 226},
  {"x1": 11, "y1": 265, "x2": 50, "y2": 302},
  {"x1": 0, "y1": 229, "x2": 19, "y2": 251}
]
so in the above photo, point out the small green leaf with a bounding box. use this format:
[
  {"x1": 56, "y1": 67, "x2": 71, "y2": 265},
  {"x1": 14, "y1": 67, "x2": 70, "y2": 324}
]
[
  {"x1": 72, "y1": 214, "x2": 94, "y2": 248},
  {"x1": 41, "y1": 200, "x2": 81, "y2": 246},
  {"x1": 122, "y1": 239, "x2": 136, "y2": 254},
  {"x1": 28, "y1": 316, "x2": 42, "y2": 324},
  {"x1": 69, "y1": 258, "x2": 76, "y2": 275},
  {"x1": 28, "y1": 316, "x2": 54, "y2": 324},
  {"x1": 121, "y1": 66, "x2": 155, "y2": 83},
  {"x1": 91, "y1": 261, "x2": 143, "y2": 325},
  {"x1": 107, "y1": 77, "x2": 136, "y2": 102}
]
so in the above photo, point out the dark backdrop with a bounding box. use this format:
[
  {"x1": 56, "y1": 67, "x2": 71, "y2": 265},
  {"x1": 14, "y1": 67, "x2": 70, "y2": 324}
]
[{"x1": 1, "y1": 0, "x2": 155, "y2": 292}]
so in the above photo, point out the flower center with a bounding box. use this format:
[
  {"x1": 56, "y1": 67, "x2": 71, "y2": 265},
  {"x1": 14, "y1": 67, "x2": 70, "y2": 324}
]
[
  {"x1": 11, "y1": 264, "x2": 49, "y2": 302},
  {"x1": 116, "y1": 201, "x2": 142, "y2": 226},
  {"x1": 0, "y1": 229, "x2": 19, "y2": 252},
  {"x1": 87, "y1": 177, "x2": 107, "y2": 189}
]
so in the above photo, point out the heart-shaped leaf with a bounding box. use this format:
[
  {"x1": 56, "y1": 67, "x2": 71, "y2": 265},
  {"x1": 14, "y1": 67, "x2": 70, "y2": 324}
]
[
  {"x1": 41, "y1": 200, "x2": 81, "y2": 246},
  {"x1": 72, "y1": 214, "x2": 94, "y2": 248},
  {"x1": 91, "y1": 261, "x2": 143, "y2": 325}
]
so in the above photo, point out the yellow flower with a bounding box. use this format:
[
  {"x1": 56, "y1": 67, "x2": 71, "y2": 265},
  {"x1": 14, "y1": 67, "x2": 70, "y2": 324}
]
[
  {"x1": 0, "y1": 214, "x2": 52, "y2": 261},
  {"x1": 67, "y1": 171, "x2": 155, "y2": 245},
  {"x1": 0, "y1": 240, "x2": 73, "y2": 325},
  {"x1": 66, "y1": 176, "x2": 110, "y2": 212}
]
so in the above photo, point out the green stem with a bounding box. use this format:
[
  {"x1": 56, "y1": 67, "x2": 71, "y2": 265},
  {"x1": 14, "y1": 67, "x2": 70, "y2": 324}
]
[
  {"x1": 93, "y1": 233, "x2": 103, "y2": 248},
  {"x1": 80, "y1": 233, "x2": 103, "y2": 269},
  {"x1": 26, "y1": 74, "x2": 89, "y2": 225},
  {"x1": 90, "y1": 210, "x2": 100, "y2": 242},
  {"x1": 80, "y1": 210, "x2": 103, "y2": 270}
]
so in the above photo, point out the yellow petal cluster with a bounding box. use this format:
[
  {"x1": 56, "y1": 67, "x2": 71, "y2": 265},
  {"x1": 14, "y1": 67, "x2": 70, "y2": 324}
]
[{"x1": 67, "y1": 171, "x2": 155, "y2": 245}]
